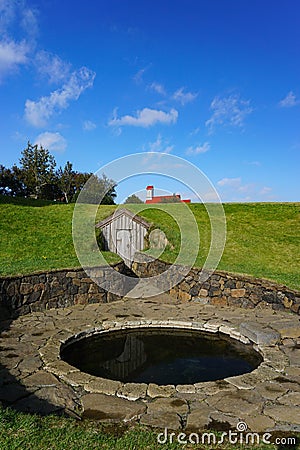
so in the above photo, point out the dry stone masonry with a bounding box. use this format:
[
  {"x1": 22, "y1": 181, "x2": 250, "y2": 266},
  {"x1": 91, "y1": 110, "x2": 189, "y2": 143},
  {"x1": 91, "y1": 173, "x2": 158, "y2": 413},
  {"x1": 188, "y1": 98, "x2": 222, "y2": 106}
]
[{"x1": 0, "y1": 260, "x2": 299, "y2": 318}]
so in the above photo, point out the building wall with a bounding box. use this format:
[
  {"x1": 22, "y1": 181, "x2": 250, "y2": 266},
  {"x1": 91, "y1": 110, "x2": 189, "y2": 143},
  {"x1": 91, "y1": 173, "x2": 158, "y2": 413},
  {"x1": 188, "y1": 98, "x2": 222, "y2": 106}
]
[{"x1": 101, "y1": 215, "x2": 148, "y2": 264}]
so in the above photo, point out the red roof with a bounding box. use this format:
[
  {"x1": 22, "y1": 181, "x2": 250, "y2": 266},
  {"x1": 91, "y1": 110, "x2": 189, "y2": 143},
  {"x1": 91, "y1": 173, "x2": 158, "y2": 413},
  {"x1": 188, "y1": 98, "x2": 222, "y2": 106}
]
[
  {"x1": 146, "y1": 195, "x2": 185, "y2": 204},
  {"x1": 146, "y1": 185, "x2": 154, "y2": 189}
]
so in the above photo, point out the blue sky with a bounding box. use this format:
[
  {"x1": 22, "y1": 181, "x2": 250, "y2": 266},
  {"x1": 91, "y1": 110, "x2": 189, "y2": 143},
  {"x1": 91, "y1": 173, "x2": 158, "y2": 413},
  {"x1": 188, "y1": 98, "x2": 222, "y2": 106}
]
[{"x1": 0, "y1": 0, "x2": 299, "y2": 202}]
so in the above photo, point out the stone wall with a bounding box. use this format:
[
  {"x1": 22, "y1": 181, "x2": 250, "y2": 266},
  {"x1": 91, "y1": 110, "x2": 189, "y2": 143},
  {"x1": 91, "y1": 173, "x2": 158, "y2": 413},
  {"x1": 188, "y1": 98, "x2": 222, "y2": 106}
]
[
  {"x1": 1, "y1": 259, "x2": 299, "y2": 319},
  {"x1": 0, "y1": 262, "x2": 135, "y2": 319},
  {"x1": 131, "y1": 258, "x2": 300, "y2": 314}
]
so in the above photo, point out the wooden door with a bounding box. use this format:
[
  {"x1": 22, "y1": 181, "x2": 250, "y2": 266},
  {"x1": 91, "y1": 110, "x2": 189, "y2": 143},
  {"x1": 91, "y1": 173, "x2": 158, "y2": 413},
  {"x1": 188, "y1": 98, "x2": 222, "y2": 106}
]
[{"x1": 116, "y1": 229, "x2": 132, "y2": 265}]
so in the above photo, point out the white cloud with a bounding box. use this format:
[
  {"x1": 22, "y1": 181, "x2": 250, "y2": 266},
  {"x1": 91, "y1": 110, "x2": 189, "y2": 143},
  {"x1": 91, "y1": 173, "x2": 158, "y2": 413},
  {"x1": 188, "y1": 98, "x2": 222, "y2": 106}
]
[
  {"x1": 148, "y1": 134, "x2": 163, "y2": 152},
  {"x1": 0, "y1": 1, "x2": 38, "y2": 81},
  {"x1": 278, "y1": 91, "x2": 299, "y2": 108},
  {"x1": 145, "y1": 134, "x2": 174, "y2": 154},
  {"x1": 189, "y1": 126, "x2": 201, "y2": 136},
  {"x1": 149, "y1": 82, "x2": 166, "y2": 96},
  {"x1": 25, "y1": 67, "x2": 96, "y2": 127},
  {"x1": 132, "y1": 65, "x2": 151, "y2": 84},
  {"x1": 34, "y1": 131, "x2": 67, "y2": 152},
  {"x1": 172, "y1": 87, "x2": 198, "y2": 105},
  {"x1": 35, "y1": 50, "x2": 71, "y2": 84},
  {"x1": 0, "y1": 0, "x2": 38, "y2": 35},
  {"x1": 259, "y1": 186, "x2": 272, "y2": 195},
  {"x1": 217, "y1": 176, "x2": 274, "y2": 201},
  {"x1": 206, "y1": 94, "x2": 253, "y2": 134},
  {"x1": 217, "y1": 177, "x2": 242, "y2": 188},
  {"x1": 245, "y1": 160, "x2": 261, "y2": 167},
  {"x1": 0, "y1": 39, "x2": 29, "y2": 78},
  {"x1": 21, "y1": 6, "x2": 38, "y2": 38},
  {"x1": 186, "y1": 142, "x2": 210, "y2": 155},
  {"x1": 83, "y1": 120, "x2": 97, "y2": 131},
  {"x1": 108, "y1": 107, "x2": 178, "y2": 128},
  {"x1": 0, "y1": 0, "x2": 16, "y2": 32}
]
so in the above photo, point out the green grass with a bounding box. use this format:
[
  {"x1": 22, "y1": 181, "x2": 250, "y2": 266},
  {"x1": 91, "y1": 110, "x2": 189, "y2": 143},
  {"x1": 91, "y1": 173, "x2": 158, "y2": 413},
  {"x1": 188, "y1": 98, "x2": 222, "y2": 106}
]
[
  {"x1": 0, "y1": 196, "x2": 299, "y2": 289},
  {"x1": 0, "y1": 196, "x2": 118, "y2": 276},
  {"x1": 131, "y1": 202, "x2": 300, "y2": 290}
]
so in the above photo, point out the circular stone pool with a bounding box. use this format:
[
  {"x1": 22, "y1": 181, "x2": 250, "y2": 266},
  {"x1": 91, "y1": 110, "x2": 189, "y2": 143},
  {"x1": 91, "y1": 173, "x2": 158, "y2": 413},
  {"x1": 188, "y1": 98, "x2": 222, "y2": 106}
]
[{"x1": 61, "y1": 328, "x2": 263, "y2": 385}]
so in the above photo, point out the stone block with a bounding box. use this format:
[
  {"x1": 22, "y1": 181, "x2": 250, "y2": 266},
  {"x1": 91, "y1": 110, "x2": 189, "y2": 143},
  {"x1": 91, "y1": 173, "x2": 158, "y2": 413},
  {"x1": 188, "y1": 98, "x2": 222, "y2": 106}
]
[
  {"x1": 176, "y1": 384, "x2": 196, "y2": 394},
  {"x1": 189, "y1": 286, "x2": 199, "y2": 296},
  {"x1": 283, "y1": 296, "x2": 293, "y2": 308},
  {"x1": 22, "y1": 370, "x2": 61, "y2": 387},
  {"x1": 6, "y1": 282, "x2": 16, "y2": 296},
  {"x1": 66, "y1": 272, "x2": 77, "y2": 278},
  {"x1": 207, "y1": 390, "x2": 264, "y2": 416},
  {"x1": 81, "y1": 393, "x2": 146, "y2": 421},
  {"x1": 33, "y1": 283, "x2": 45, "y2": 292},
  {"x1": 18, "y1": 355, "x2": 42, "y2": 373},
  {"x1": 85, "y1": 378, "x2": 122, "y2": 395},
  {"x1": 263, "y1": 405, "x2": 300, "y2": 425},
  {"x1": 271, "y1": 320, "x2": 300, "y2": 339},
  {"x1": 178, "y1": 290, "x2": 191, "y2": 302},
  {"x1": 277, "y1": 392, "x2": 300, "y2": 406},
  {"x1": 20, "y1": 283, "x2": 34, "y2": 295},
  {"x1": 208, "y1": 412, "x2": 240, "y2": 431},
  {"x1": 193, "y1": 297, "x2": 209, "y2": 305},
  {"x1": 140, "y1": 411, "x2": 181, "y2": 430},
  {"x1": 240, "y1": 322, "x2": 281, "y2": 345},
  {"x1": 147, "y1": 397, "x2": 188, "y2": 415},
  {"x1": 291, "y1": 303, "x2": 300, "y2": 314},
  {"x1": 209, "y1": 288, "x2": 221, "y2": 297},
  {"x1": 31, "y1": 289, "x2": 44, "y2": 303},
  {"x1": 117, "y1": 383, "x2": 148, "y2": 400},
  {"x1": 231, "y1": 288, "x2": 246, "y2": 298},
  {"x1": 262, "y1": 291, "x2": 277, "y2": 304},
  {"x1": 185, "y1": 404, "x2": 212, "y2": 432},
  {"x1": 147, "y1": 383, "x2": 176, "y2": 398},
  {"x1": 81, "y1": 278, "x2": 93, "y2": 283},
  {"x1": 243, "y1": 414, "x2": 275, "y2": 432},
  {"x1": 224, "y1": 279, "x2": 236, "y2": 289},
  {"x1": 199, "y1": 288, "x2": 208, "y2": 297},
  {"x1": 211, "y1": 297, "x2": 227, "y2": 306},
  {"x1": 74, "y1": 293, "x2": 89, "y2": 305}
]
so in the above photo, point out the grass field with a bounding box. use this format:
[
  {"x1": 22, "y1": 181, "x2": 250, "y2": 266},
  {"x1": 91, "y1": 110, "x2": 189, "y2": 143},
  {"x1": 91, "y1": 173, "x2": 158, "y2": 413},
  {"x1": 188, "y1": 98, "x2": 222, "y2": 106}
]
[{"x1": 0, "y1": 196, "x2": 299, "y2": 289}]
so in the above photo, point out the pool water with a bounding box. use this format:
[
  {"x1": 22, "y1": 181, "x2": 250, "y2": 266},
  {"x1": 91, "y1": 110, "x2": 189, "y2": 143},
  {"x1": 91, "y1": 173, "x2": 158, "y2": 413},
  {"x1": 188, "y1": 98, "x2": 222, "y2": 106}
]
[{"x1": 61, "y1": 328, "x2": 262, "y2": 385}]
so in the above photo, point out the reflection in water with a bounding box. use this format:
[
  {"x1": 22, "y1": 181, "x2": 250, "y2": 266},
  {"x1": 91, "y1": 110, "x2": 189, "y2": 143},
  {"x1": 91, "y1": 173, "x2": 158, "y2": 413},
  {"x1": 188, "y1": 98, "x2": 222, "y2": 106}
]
[
  {"x1": 103, "y1": 335, "x2": 147, "y2": 379},
  {"x1": 61, "y1": 328, "x2": 263, "y2": 385}
]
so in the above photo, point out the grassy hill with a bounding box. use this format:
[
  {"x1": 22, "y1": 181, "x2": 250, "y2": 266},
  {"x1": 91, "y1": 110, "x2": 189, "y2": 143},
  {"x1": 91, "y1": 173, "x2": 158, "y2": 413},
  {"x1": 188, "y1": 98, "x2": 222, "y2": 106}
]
[{"x1": 0, "y1": 195, "x2": 299, "y2": 290}]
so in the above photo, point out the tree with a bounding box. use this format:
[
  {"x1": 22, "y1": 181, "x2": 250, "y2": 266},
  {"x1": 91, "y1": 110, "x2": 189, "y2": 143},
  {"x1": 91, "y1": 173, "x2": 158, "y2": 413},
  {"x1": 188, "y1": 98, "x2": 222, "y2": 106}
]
[
  {"x1": 161, "y1": 194, "x2": 181, "y2": 203},
  {"x1": 78, "y1": 173, "x2": 117, "y2": 204},
  {"x1": 124, "y1": 194, "x2": 143, "y2": 204},
  {"x1": 100, "y1": 173, "x2": 117, "y2": 205},
  {"x1": 71, "y1": 172, "x2": 91, "y2": 202},
  {"x1": 56, "y1": 161, "x2": 75, "y2": 203},
  {"x1": 0, "y1": 164, "x2": 25, "y2": 197},
  {"x1": 19, "y1": 142, "x2": 56, "y2": 199}
]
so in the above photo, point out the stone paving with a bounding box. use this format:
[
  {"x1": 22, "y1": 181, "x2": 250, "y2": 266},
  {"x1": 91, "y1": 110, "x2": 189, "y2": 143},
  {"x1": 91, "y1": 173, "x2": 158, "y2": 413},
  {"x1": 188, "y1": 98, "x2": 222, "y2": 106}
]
[{"x1": 0, "y1": 294, "x2": 299, "y2": 433}]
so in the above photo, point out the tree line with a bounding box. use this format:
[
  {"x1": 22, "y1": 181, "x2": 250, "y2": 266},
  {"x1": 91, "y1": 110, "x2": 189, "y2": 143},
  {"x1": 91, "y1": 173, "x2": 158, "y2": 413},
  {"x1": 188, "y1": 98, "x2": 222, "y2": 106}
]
[{"x1": 0, "y1": 142, "x2": 116, "y2": 204}]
